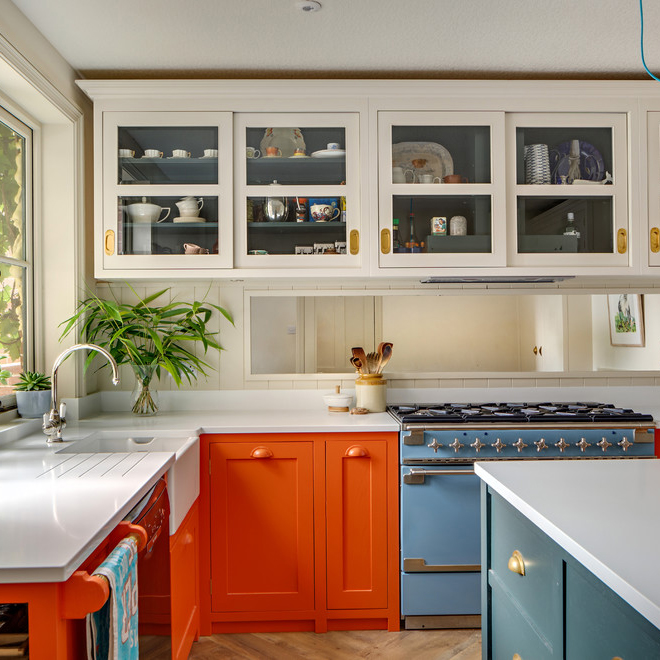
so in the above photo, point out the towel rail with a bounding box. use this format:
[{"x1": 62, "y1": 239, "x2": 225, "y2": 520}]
[{"x1": 62, "y1": 522, "x2": 147, "y2": 619}]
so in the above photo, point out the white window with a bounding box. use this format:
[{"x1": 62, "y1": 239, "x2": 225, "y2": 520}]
[{"x1": 0, "y1": 106, "x2": 33, "y2": 394}]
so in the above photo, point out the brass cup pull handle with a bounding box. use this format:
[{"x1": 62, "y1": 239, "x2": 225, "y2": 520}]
[
  {"x1": 345, "y1": 445, "x2": 369, "y2": 458},
  {"x1": 652, "y1": 227, "x2": 660, "y2": 253},
  {"x1": 508, "y1": 549, "x2": 526, "y2": 576},
  {"x1": 513, "y1": 654, "x2": 522, "y2": 660},
  {"x1": 617, "y1": 228, "x2": 627, "y2": 254},
  {"x1": 250, "y1": 446, "x2": 273, "y2": 459}
]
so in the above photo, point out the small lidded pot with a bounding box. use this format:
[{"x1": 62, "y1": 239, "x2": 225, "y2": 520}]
[
  {"x1": 323, "y1": 385, "x2": 353, "y2": 412},
  {"x1": 355, "y1": 374, "x2": 387, "y2": 413}
]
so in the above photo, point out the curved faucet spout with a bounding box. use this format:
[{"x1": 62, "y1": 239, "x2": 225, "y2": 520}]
[{"x1": 43, "y1": 343, "x2": 120, "y2": 443}]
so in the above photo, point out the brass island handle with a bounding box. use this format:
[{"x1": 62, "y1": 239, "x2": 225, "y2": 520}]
[
  {"x1": 508, "y1": 550, "x2": 526, "y2": 576},
  {"x1": 380, "y1": 228, "x2": 391, "y2": 254},
  {"x1": 617, "y1": 228, "x2": 627, "y2": 254},
  {"x1": 250, "y1": 446, "x2": 274, "y2": 459},
  {"x1": 104, "y1": 230, "x2": 115, "y2": 256}
]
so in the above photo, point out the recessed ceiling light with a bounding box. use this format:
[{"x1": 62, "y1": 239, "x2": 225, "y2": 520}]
[{"x1": 296, "y1": 1, "x2": 322, "y2": 12}]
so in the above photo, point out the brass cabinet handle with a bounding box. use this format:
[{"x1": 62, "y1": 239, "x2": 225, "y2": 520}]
[
  {"x1": 617, "y1": 228, "x2": 627, "y2": 254},
  {"x1": 513, "y1": 655, "x2": 522, "y2": 660},
  {"x1": 104, "y1": 230, "x2": 115, "y2": 256},
  {"x1": 651, "y1": 227, "x2": 660, "y2": 253},
  {"x1": 345, "y1": 445, "x2": 369, "y2": 458},
  {"x1": 380, "y1": 228, "x2": 391, "y2": 254},
  {"x1": 349, "y1": 229, "x2": 359, "y2": 255},
  {"x1": 250, "y1": 446, "x2": 273, "y2": 459},
  {"x1": 508, "y1": 550, "x2": 526, "y2": 576}
]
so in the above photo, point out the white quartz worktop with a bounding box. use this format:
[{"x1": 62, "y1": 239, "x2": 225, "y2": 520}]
[
  {"x1": 475, "y1": 459, "x2": 660, "y2": 630},
  {"x1": 0, "y1": 407, "x2": 397, "y2": 585}
]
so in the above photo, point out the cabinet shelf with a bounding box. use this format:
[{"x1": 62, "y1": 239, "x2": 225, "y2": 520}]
[
  {"x1": 120, "y1": 157, "x2": 217, "y2": 184},
  {"x1": 247, "y1": 157, "x2": 346, "y2": 185},
  {"x1": 248, "y1": 222, "x2": 346, "y2": 232},
  {"x1": 124, "y1": 221, "x2": 218, "y2": 229}
]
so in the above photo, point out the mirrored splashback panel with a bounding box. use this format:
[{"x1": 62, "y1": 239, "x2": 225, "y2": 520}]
[{"x1": 249, "y1": 293, "x2": 659, "y2": 376}]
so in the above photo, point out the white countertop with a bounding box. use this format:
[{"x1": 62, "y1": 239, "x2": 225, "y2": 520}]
[
  {"x1": 0, "y1": 407, "x2": 397, "y2": 585},
  {"x1": 475, "y1": 459, "x2": 660, "y2": 630}
]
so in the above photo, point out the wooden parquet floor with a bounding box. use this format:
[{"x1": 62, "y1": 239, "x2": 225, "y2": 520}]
[{"x1": 140, "y1": 629, "x2": 481, "y2": 659}]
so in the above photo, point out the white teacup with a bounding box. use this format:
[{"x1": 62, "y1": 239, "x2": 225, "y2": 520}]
[
  {"x1": 246, "y1": 147, "x2": 261, "y2": 159},
  {"x1": 172, "y1": 149, "x2": 191, "y2": 158},
  {"x1": 118, "y1": 149, "x2": 135, "y2": 158},
  {"x1": 310, "y1": 203, "x2": 340, "y2": 222},
  {"x1": 203, "y1": 148, "x2": 218, "y2": 158},
  {"x1": 143, "y1": 149, "x2": 163, "y2": 158},
  {"x1": 418, "y1": 174, "x2": 442, "y2": 184},
  {"x1": 327, "y1": 142, "x2": 341, "y2": 151}
]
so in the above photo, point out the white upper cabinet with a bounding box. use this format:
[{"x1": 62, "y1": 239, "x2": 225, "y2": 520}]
[
  {"x1": 377, "y1": 111, "x2": 506, "y2": 270},
  {"x1": 234, "y1": 112, "x2": 363, "y2": 272},
  {"x1": 507, "y1": 112, "x2": 628, "y2": 269},
  {"x1": 100, "y1": 111, "x2": 233, "y2": 276},
  {"x1": 646, "y1": 111, "x2": 660, "y2": 268}
]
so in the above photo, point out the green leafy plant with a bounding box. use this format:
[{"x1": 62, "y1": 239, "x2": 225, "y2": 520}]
[
  {"x1": 14, "y1": 370, "x2": 51, "y2": 391},
  {"x1": 0, "y1": 356, "x2": 11, "y2": 386},
  {"x1": 59, "y1": 284, "x2": 233, "y2": 414}
]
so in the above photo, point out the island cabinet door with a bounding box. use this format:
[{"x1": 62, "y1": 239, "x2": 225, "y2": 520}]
[
  {"x1": 325, "y1": 438, "x2": 388, "y2": 610},
  {"x1": 565, "y1": 561, "x2": 660, "y2": 659},
  {"x1": 209, "y1": 441, "x2": 315, "y2": 613}
]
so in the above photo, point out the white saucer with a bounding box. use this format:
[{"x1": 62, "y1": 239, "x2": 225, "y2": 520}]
[
  {"x1": 199, "y1": 155, "x2": 218, "y2": 159},
  {"x1": 263, "y1": 155, "x2": 283, "y2": 158},
  {"x1": 311, "y1": 149, "x2": 345, "y2": 159},
  {"x1": 289, "y1": 154, "x2": 311, "y2": 159},
  {"x1": 173, "y1": 216, "x2": 206, "y2": 223}
]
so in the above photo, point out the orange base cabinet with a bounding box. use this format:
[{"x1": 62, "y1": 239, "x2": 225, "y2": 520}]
[{"x1": 200, "y1": 432, "x2": 399, "y2": 634}]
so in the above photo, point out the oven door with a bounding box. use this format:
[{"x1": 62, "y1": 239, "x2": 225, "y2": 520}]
[{"x1": 400, "y1": 464, "x2": 481, "y2": 626}]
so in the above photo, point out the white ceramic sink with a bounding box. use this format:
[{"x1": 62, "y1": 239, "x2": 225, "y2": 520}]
[
  {"x1": 56, "y1": 430, "x2": 199, "y2": 535},
  {"x1": 56, "y1": 432, "x2": 188, "y2": 454}
]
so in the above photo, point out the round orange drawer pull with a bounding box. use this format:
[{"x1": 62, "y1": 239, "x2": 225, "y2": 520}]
[
  {"x1": 250, "y1": 446, "x2": 274, "y2": 459},
  {"x1": 345, "y1": 445, "x2": 370, "y2": 457}
]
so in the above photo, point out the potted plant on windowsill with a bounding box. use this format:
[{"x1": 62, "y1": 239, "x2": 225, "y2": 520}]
[
  {"x1": 59, "y1": 285, "x2": 233, "y2": 415},
  {"x1": 14, "y1": 371, "x2": 52, "y2": 418}
]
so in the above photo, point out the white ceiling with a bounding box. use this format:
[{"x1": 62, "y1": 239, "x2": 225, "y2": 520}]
[{"x1": 9, "y1": 0, "x2": 660, "y2": 78}]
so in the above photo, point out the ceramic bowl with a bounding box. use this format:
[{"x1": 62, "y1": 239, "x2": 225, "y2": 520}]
[{"x1": 322, "y1": 393, "x2": 353, "y2": 410}]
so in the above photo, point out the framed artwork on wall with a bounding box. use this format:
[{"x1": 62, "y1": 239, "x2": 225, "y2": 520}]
[{"x1": 607, "y1": 294, "x2": 645, "y2": 347}]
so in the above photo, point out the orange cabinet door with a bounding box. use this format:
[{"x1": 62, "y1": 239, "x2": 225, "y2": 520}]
[
  {"x1": 209, "y1": 441, "x2": 315, "y2": 613},
  {"x1": 325, "y1": 439, "x2": 388, "y2": 610}
]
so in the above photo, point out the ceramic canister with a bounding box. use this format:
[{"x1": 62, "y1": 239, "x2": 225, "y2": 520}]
[{"x1": 355, "y1": 374, "x2": 387, "y2": 412}]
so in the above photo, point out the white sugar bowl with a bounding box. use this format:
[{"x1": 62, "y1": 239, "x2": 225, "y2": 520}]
[{"x1": 323, "y1": 385, "x2": 353, "y2": 412}]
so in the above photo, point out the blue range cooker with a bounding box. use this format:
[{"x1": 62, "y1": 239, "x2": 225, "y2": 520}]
[{"x1": 388, "y1": 402, "x2": 656, "y2": 630}]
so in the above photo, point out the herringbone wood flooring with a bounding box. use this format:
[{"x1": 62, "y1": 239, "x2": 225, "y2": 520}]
[{"x1": 140, "y1": 629, "x2": 481, "y2": 659}]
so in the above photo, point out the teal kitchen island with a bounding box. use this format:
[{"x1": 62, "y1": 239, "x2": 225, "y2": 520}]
[{"x1": 476, "y1": 459, "x2": 660, "y2": 660}]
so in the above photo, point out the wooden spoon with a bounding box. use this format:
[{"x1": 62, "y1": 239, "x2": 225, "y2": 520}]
[
  {"x1": 378, "y1": 343, "x2": 393, "y2": 372},
  {"x1": 351, "y1": 347, "x2": 367, "y2": 368},
  {"x1": 350, "y1": 356, "x2": 363, "y2": 373},
  {"x1": 365, "y1": 352, "x2": 380, "y2": 374}
]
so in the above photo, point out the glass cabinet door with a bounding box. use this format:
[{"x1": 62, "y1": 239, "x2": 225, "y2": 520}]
[
  {"x1": 377, "y1": 111, "x2": 506, "y2": 269},
  {"x1": 647, "y1": 111, "x2": 660, "y2": 267},
  {"x1": 235, "y1": 113, "x2": 360, "y2": 269},
  {"x1": 508, "y1": 113, "x2": 628, "y2": 267},
  {"x1": 101, "y1": 112, "x2": 233, "y2": 271}
]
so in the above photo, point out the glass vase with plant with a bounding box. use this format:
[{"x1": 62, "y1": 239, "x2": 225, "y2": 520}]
[{"x1": 60, "y1": 285, "x2": 233, "y2": 415}]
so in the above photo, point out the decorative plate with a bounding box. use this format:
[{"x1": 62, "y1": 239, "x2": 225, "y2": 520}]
[
  {"x1": 173, "y1": 217, "x2": 206, "y2": 223},
  {"x1": 310, "y1": 149, "x2": 345, "y2": 159},
  {"x1": 549, "y1": 140, "x2": 605, "y2": 184},
  {"x1": 392, "y1": 142, "x2": 454, "y2": 180},
  {"x1": 259, "y1": 128, "x2": 306, "y2": 158}
]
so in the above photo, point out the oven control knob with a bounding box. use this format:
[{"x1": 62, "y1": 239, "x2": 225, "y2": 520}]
[
  {"x1": 576, "y1": 437, "x2": 592, "y2": 453},
  {"x1": 597, "y1": 437, "x2": 613, "y2": 452},
  {"x1": 534, "y1": 438, "x2": 548, "y2": 452},
  {"x1": 449, "y1": 438, "x2": 464, "y2": 453},
  {"x1": 491, "y1": 438, "x2": 506, "y2": 453},
  {"x1": 513, "y1": 438, "x2": 528, "y2": 453},
  {"x1": 618, "y1": 436, "x2": 633, "y2": 451},
  {"x1": 427, "y1": 438, "x2": 443, "y2": 453},
  {"x1": 555, "y1": 438, "x2": 569, "y2": 452},
  {"x1": 470, "y1": 438, "x2": 485, "y2": 453}
]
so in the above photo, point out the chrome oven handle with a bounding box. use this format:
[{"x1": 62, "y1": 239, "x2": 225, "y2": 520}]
[{"x1": 403, "y1": 468, "x2": 474, "y2": 484}]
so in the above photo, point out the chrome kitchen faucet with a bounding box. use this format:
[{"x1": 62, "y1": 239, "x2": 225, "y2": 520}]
[{"x1": 42, "y1": 343, "x2": 120, "y2": 442}]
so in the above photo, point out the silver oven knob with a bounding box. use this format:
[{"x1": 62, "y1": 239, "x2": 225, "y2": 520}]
[
  {"x1": 618, "y1": 436, "x2": 633, "y2": 451},
  {"x1": 427, "y1": 438, "x2": 443, "y2": 453},
  {"x1": 491, "y1": 438, "x2": 506, "y2": 453},
  {"x1": 470, "y1": 438, "x2": 485, "y2": 453},
  {"x1": 449, "y1": 438, "x2": 464, "y2": 453},
  {"x1": 513, "y1": 438, "x2": 528, "y2": 453},
  {"x1": 534, "y1": 438, "x2": 548, "y2": 452},
  {"x1": 555, "y1": 438, "x2": 569, "y2": 452},
  {"x1": 576, "y1": 437, "x2": 592, "y2": 452},
  {"x1": 597, "y1": 437, "x2": 613, "y2": 452}
]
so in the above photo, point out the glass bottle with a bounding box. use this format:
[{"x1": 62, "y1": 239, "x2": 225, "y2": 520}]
[
  {"x1": 564, "y1": 211, "x2": 580, "y2": 238},
  {"x1": 392, "y1": 218, "x2": 400, "y2": 251}
]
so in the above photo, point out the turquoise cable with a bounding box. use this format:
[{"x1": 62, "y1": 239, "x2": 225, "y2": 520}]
[{"x1": 640, "y1": 0, "x2": 660, "y2": 81}]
